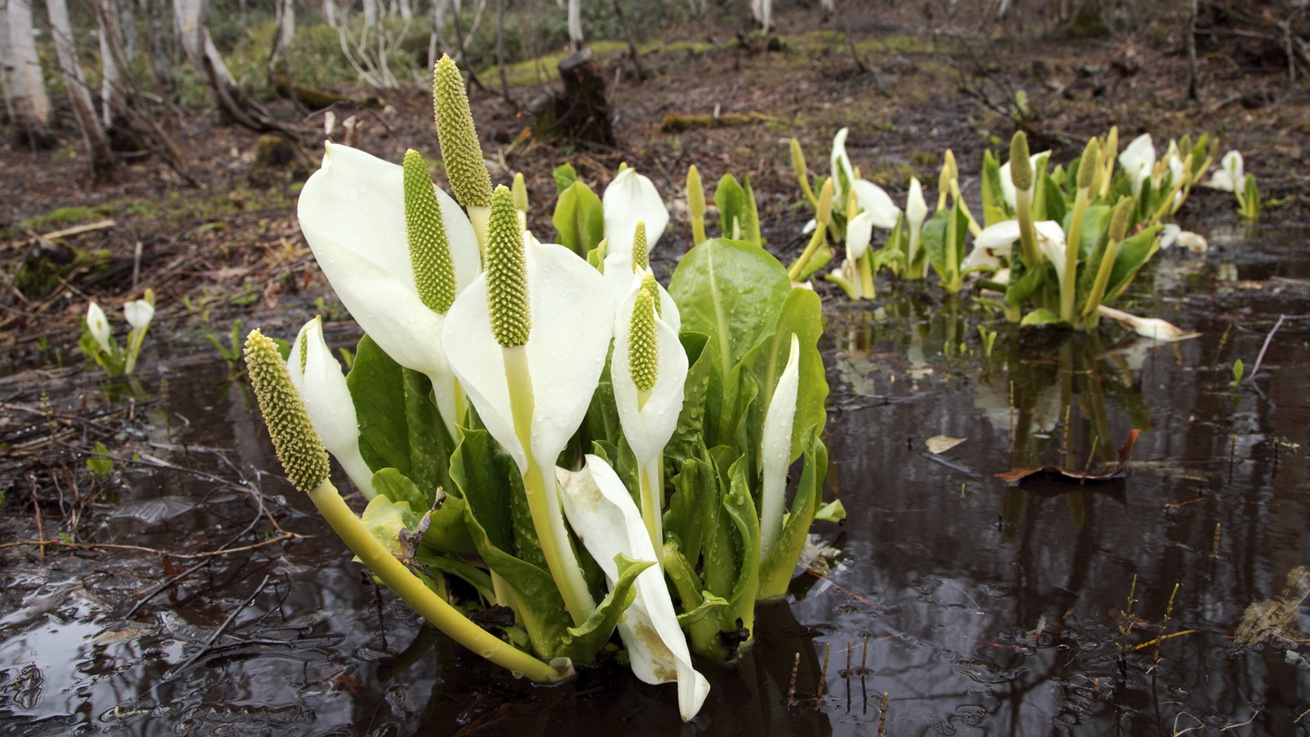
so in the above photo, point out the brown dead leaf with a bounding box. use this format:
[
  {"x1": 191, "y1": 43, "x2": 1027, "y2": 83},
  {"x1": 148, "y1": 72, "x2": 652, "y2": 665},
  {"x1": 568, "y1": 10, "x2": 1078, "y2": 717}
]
[
  {"x1": 1234, "y1": 566, "x2": 1310, "y2": 649},
  {"x1": 995, "y1": 429, "x2": 1141, "y2": 485}
]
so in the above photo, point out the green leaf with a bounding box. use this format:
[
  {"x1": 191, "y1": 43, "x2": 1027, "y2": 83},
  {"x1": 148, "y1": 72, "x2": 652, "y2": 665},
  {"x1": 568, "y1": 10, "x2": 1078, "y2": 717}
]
[
  {"x1": 714, "y1": 174, "x2": 761, "y2": 246},
  {"x1": 668, "y1": 238, "x2": 791, "y2": 374},
  {"x1": 87, "y1": 441, "x2": 113, "y2": 478},
  {"x1": 814, "y1": 499, "x2": 846, "y2": 522},
  {"x1": 1020, "y1": 308, "x2": 1065, "y2": 327},
  {"x1": 552, "y1": 180, "x2": 605, "y2": 257},
  {"x1": 1043, "y1": 174, "x2": 1067, "y2": 225},
  {"x1": 372, "y1": 467, "x2": 427, "y2": 508},
  {"x1": 348, "y1": 335, "x2": 454, "y2": 502},
  {"x1": 730, "y1": 287, "x2": 827, "y2": 463},
  {"x1": 1103, "y1": 225, "x2": 1162, "y2": 304},
  {"x1": 665, "y1": 448, "x2": 721, "y2": 570},
  {"x1": 360, "y1": 494, "x2": 422, "y2": 558},
  {"x1": 560, "y1": 554, "x2": 649, "y2": 660},
  {"x1": 553, "y1": 163, "x2": 577, "y2": 194},
  {"x1": 758, "y1": 428, "x2": 828, "y2": 599},
  {"x1": 920, "y1": 208, "x2": 952, "y2": 282},
  {"x1": 980, "y1": 149, "x2": 1010, "y2": 226},
  {"x1": 665, "y1": 331, "x2": 720, "y2": 462},
  {"x1": 451, "y1": 427, "x2": 574, "y2": 659}
]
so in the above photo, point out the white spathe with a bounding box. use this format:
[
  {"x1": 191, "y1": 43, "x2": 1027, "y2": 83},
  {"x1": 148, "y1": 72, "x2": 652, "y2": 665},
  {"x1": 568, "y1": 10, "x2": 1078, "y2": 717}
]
[
  {"x1": 602, "y1": 169, "x2": 670, "y2": 299},
  {"x1": 288, "y1": 317, "x2": 378, "y2": 499},
  {"x1": 1119, "y1": 133, "x2": 1156, "y2": 197},
  {"x1": 830, "y1": 128, "x2": 901, "y2": 229},
  {"x1": 611, "y1": 285, "x2": 687, "y2": 470},
  {"x1": 845, "y1": 211, "x2": 874, "y2": 262},
  {"x1": 963, "y1": 219, "x2": 1066, "y2": 275},
  {"x1": 86, "y1": 302, "x2": 112, "y2": 353},
  {"x1": 442, "y1": 232, "x2": 616, "y2": 474},
  {"x1": 758, "y1": 334, "x2": 800, "y2": 561},
  {"x1": 123, "y1": 300, "x2": 154, "y2": 332},
  {"x1": 297, "y1": 142, "x2": 481, "y2": 435},
  {"x1": 558, "y1": 456, "x2": 710, "y2": 722},
  {"x1": 1209, "y1": 150, "x2": 1244, "y2": 192},
  {"x1": 905, "y1": 176, "x2": 928, "y2": 232}
]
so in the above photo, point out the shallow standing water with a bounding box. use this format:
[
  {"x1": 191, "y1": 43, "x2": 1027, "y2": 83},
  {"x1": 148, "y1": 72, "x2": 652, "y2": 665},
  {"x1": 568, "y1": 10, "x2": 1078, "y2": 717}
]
[{"x1": 2, "y1": 217, "x2": 1310, "y2": 735}]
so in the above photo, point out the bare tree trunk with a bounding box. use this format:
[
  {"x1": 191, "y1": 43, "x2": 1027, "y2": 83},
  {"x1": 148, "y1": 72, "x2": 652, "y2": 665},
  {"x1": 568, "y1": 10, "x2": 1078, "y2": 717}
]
[
  {"x1": 322, "y1": 0, "x2": 337, "y2": 27},
  {"x1": 97, "y1": 0, "x2": 129, "y2": 130},
  {"x1": 1186, "y1": 0, "x2": 1199, "y2": 101},
  {"x1": 173, "y1": 0, "x2": 289, "y2": 133},
  {"x1": 397, "y1": 0, "x2": 413, "y2": 21},
  {"x1": 430, "y1": 0, "x2": 451, "y2": 68},
  {"x1": 1, "y1": 0, "x2": 54, "y2": 147},
  {"x1": 269, "y1": 0, "x2": 295, "y2": 70},
  {"x1": 568, "y1": 0, "x2": 582, "y2": 49},
  {"x1": 48, "y1": 0, "x2": 118, "y2": 178}
]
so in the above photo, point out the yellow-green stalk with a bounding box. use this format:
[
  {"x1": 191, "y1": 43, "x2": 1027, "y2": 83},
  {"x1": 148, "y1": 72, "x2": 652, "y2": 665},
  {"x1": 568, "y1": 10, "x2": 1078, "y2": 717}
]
[
  {"x1": 1150, "y1": 153, "x2": 1192, "y2": 225},
  {"x1": 938, "y1": 149, "x2": 957, "y2": 212},
  {"x1": 948, "y1": 178, "x2": 982, "y2": 237},
  {"x1": 687, "y1": 165, "x2": 707, "y2": 245},
  {"x1": 788, "y1": 178, "x2": 834, "y2": 282},
  {"x1": 1082, "y1": 198, "x2": 1134, "y2": 329},
  {"x1": 1010, "y1": 132, "x2": 1039, "y2": 268},
  {"x1": 791, "y1": 138, "x2": 817, "y2": 210},
  {"x1": 1098, "y1": 126, "x2": 1118, "y2": 199},
  {"x1": 485, "y1": 186, "x2": 595, "y2": 626},
  {"x1": 243, "y1": 329, "x2": 563, "y2": 683},
  {"x1": 1061, "y1": 137, "x2": 1098, "y2": 323},
  {"x1": 434, "y1": 55, "x2": 493, "y2": 252}
]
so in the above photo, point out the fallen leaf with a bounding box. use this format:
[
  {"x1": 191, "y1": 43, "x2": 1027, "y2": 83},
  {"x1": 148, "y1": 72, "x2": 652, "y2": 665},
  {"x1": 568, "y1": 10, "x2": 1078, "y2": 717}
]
[
  {"x1": 1234, "y1": 566, "x2": 1310, "y2": 649},
  {"x1": 926, "y1": 436, "x2": 967, "y2": 454},
  {"x1": 996, "y1": 429, "x2": 1141, "y2": 485}
]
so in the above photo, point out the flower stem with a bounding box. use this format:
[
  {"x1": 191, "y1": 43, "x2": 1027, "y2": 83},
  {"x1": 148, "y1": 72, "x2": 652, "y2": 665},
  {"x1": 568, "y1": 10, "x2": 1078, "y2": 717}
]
[
  {"x1": 787, "y1": 222, "x2": 828, "y2": 282},
  {"x1": 503, "y1": 345, "x2": 596, "y2": 626},
  {"x1": 306, "y1": 479, "x2": 564, "y2": 682},
  {"x1": 1062, "y1": 187, "x2": 1089, "y2": 323},
  {"x1": 857, "y1": 252, "x2": 875, "y2": 298}
]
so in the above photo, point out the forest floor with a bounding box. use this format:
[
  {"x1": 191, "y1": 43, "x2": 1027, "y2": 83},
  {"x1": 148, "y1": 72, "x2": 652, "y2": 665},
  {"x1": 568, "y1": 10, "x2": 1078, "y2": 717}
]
[{"x1": 1, "y1": 1, "x2": 1307, "y2": 508}]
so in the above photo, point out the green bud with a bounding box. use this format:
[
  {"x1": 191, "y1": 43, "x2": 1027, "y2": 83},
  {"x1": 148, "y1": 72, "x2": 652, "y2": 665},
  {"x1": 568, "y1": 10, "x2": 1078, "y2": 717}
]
[
  {"x1": 1077, "y1": 138, "x2": 1099, "y2": 190},
  {"x1": 403, "y1": 150, "x2": 457, "y2": 314},
  {"x1": 629, "y1": 288, "x2": 658, "y2": 392},
  {"x1": 1109, "y1": 197, "x2": 1134, "y2": 242},
  {"x1": 632, "y1": 220, "x2": 649, "y2": 272},
  {"x1": 485, "y1": 186, "x2": 531, "y2": 347},
  {"x1": 816, "y1": 178, "x2": 835, "y2": 226},
  {"x1": 244, "y1": 329, "x2": 330, "y2": 493},
  {"x1": 433, "y1": 55, "x2": 492, "y2": 209},
  {"x1": 641, "y1": 272, "x2": 661, "y2": 317},
  {"x1": 789, "y1": 139, "x2": 806, "y2": 182},
  {"x1": 512, "y1": 172, "x2": 528, "y2": 212},
  {"x1": 686, "y1": 165, "x2": 705, "y2": 219},
  {"x1": 1009, "y1": 131, "x2": 1033, "y2": 192}
]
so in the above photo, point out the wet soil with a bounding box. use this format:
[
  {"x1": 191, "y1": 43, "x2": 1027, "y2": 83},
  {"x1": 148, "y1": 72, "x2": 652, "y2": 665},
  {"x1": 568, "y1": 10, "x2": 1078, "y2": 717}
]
[{"x1": 3, "y1": 3, "x2": 1310, "y2": 735}]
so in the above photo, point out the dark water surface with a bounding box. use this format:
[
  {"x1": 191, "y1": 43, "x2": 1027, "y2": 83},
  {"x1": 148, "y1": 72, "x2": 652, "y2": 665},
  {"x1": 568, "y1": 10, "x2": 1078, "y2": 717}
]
[{"x1": 3, "y1": 219, "x2": 1309, "y2": 735}]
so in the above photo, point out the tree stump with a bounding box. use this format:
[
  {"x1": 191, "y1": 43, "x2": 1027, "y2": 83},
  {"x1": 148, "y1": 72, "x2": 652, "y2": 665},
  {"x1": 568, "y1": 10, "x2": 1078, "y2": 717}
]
[{"x1": 529, "y1": 48, "x2": 616, "y2": 149}]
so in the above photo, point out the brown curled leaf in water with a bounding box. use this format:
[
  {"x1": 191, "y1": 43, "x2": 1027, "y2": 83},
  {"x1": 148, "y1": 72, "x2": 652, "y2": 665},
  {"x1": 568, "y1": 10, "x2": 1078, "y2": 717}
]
[{"x1": 995, "y1": 429, "x2": 1141, "y2": 485}]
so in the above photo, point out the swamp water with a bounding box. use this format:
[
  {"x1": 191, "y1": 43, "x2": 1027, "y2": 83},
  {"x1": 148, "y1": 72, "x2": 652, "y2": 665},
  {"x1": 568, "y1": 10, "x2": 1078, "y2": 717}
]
[{"x1": 2, "y1": 218, "x2": 1309, "y2": 735}]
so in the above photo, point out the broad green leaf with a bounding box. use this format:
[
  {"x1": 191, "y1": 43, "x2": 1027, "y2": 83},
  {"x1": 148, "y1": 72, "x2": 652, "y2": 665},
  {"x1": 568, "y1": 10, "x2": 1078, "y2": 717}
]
[
  {"x1": 1020, "y1": 308, "x2": 1064, "y2": 327},
  {"x1": 758, "y1": 428, "x2": 828, "y2": 599},
  {"x1": 920, "y1": 208, "x2": 952, "y2": 281},
  {"x1": 552, "y1": 180, "x2": 604, "y2": 257},
  {"x1": 360, "y1": 494, "x2": 421, "y2": 558},
  {"x1": 731, "y1": 288, "x2": 827, "y2": 462},
  {"x1": 553, "y1": 162, "x2": 577, "y2": 193},
  {"x1": 451, "y1": 428, "x2": 573, "y2": 658},
  {"x1": 814, "y1": 499, "x2": 846, "y2": 522},
  {"x1": 665, "y1": 449, "x2": 721, "y2": 569},
  {"x1": 980, "y1": 149, "x2": 1010, "y2": 226},
  {"x1": 666, "y1": 332, "x2": 719, "y2": 462},
  {"x1": 714, "y1": 174, "x2": 761, "y2": 246},
  {"x1": 1104, "y1": 225, "x2": 1162, "y2": 304},
  {"x1": 715, "y1": 455, "x2": 760, "y2": 649},
  {"x1": 1043, "y1": 175, "x2": 1067, "y2": 225},
  {"x1": 559, "y1": 554, "x2": 650, "y2": 660},
  {"x1": 669, "y1": 239, "x2": 791, "y2": 373},
  {"x1": 416, "y1": 540, "x2": 495, "y2": 603},
  {"x1": 348, "y1": 335, "x2": 453, "y2": 500}
]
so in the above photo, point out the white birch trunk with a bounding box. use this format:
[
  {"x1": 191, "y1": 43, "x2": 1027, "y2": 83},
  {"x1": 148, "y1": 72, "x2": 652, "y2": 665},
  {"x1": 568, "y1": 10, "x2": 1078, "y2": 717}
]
[
  {"x1": 173, "y1": 0, "x2": 278, "y2": 130},
  {"x1": 2, "y1": 0, "x2": 53, "y2": 144},
  {"x1": 98, "y1": 0, "x2": 128, "y2": 129},
  {"x1": 48, "y1": 0, "x2": 117, "y2": 176},
  {"x1": 567, "y1": 0, "x2": 582, "y2": 48}
]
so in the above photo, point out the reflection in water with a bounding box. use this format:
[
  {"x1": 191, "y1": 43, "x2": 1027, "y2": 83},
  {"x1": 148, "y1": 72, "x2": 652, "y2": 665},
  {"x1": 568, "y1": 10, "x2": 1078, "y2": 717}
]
[{"x1": 4, "y1": 225, "x2": 1310, "y2": 735}]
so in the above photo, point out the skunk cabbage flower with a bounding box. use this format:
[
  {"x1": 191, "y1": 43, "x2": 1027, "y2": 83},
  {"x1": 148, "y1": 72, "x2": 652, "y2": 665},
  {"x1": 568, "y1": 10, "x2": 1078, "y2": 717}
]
[
  {"x1": 558, "y1": 456, "x2": 710, "y2": 722},
  {"x1": 603, "y1": 167, "x2": 669, "y2": 274},
  {"x1": 1209, "y1": 150, "x2": 1244, "y2": 192},
  {"x1": 123, "y1": 300, "x2": 154, "y2": 332},
  {"x1": 298, "y1": 142, "x2": 481, "y2": 434},
  {"x1": 758, "y1": 334, "x2": 800, "y2": 561},
  {"x1": 443, "y1": 189, "x2": 615, "y2": 624},
  {"x1": 830, "y1": 128, "x2": 901, "y2": 229},
  {"x1": 845, "y1": 211, "x2": 874, "y2": 262},
  {"x1": 905, "y1": 176, "x2": 928, "y2": 267},
  {"x1": 612, "y1": 274, "x2": 687, "y2": 548},
  {"x1": 86, "y1": 302, "x2": 112, "y2": 354},
  {"x1": 964, "y1": 219, "x2": 1066, "y2": 274},
  {"x1": 288, "y1": 317, "x2": 377, "y2": 499},
  {"x1": 1118, "y1": 133, "x2": 1156, "y2": 196},
  {"x1": 999, "y1": 150, "x2": 1051, "y2": 209}
]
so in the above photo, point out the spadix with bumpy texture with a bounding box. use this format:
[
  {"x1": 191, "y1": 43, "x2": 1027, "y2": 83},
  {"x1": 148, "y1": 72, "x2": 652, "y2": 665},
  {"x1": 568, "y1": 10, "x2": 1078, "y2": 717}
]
[
  {"x1": 632, "y1": 221, "x2": 649, "y2": 272},
  {"x1": 629, "y1": 289, "x2": 658, "y2": 392},
  {"x1": 1010, "y1": 132, "x2": 1033, "y2": 192},
  {"x1": 244, "y1": 329, "x2": 330, "y2": 493},
  {"x1": 485, "y1": 186, "x2": 531, "y2": 347},
  {"x1": 403, "y1": 150, "x2": 457, "y2": 314},
  {"x1": 433, "y1": 55, "x2": 492, "y2": 210},
  {"x1": 641, "y1": 272, "x2": 661, "y2": 318}
]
